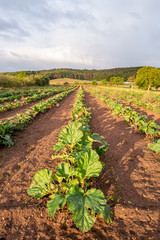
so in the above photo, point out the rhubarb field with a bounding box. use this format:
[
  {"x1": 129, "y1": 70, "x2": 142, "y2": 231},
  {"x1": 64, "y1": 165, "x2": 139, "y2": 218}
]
[{"x1": 0, "y1": 85, "x2": 160, "y2": 240}]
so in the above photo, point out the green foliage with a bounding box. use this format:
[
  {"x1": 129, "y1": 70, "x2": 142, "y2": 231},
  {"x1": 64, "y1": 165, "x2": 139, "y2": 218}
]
[
  {"x1": 76, "y1": 149, "x2": 103, "y2": 180},
  {"x1": 136, "y1": 66, "x2": 160, "y2": 90},
  {"x1": 92, "y1": 80, "x2": 98, "y2": 85},
  {"x1": 0, "y1": 87, "x2": 76, "y2": 146},
  {"x1": 54, "y1": 122, "x2": 83, "y2": 152},
  {"x1": 109, "y1": 76, "x2": 124, "y2": 85},
  {"x1": 0, "y1": 73, "x2": 49, "y2": 87},
  {"x1": 17, "y1": 71, "x2": 28, "y2": 80},
  {"x1": 148, "y1": 139, "x2": 160, "y2": 153},
  {"x1": 63, "y1": 82, "x2": 69, "y2": 86},
  {"x1": 100, "y1": 79, "x2": 108, "y2": 85},
  {"x1": 47, "y1": 193, "x2": 66, "y2": 218},
  {"x1": 88, "y1": 88, "x2": 160, "y2": 153},
  {"x1": 27, "y1": 88, "x2": 111, "y2": 233},
  {"x1": 71, "y1": 89, "x2": 91, "y2": 123},
  {"x1": 27, "y1": 169, "x2": 53, "y2": 200},
  {"x1": 67, "y1": 187, "x2": 108, "y2": 232}
]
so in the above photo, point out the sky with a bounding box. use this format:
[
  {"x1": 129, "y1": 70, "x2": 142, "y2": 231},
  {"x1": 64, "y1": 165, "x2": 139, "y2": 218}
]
[{"x1": 0, "y1": 0, "x2": 160, "y2": 72}]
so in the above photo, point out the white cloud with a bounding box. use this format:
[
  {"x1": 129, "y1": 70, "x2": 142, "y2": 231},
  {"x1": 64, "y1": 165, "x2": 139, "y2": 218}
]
[{"x1": 0, "y1": 0, "x2": 160, "y2": 71}]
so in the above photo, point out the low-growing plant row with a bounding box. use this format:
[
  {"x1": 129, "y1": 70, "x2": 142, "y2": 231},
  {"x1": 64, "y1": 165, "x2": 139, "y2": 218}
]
[
  {"x1": 87, "y1": 87, "x2": 160, "y2": 153},
  {"x1": 0, "y1": 87, "x2": 76, "y2": 146},
  {"x1": 27, "y1": 87, "x2": 111, "y2": 233},
  {"x1": 0, "y1": 86, "x2": 50, "y2": 102},
  {"x1": 98, "y1": 86, "x2": 160, "y2": 114},
  {"x1": 0, "y1": 85, "x2": 72, "y2": 113}
]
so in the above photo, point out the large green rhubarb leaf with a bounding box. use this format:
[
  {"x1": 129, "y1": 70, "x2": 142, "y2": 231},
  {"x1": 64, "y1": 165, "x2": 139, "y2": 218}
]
[
  {"x1": 85, "y1": 188, "x2": 107, "y2": 213},
  {"x1": 58, "y1": 122, "x2": 83, "y2": 149},
  {"x1": 66, "y1": 186, "x2": 95, "y2": 232},
  {"x1": 77, "y1": 149, "x2": 103, "y2": 180},
  {"x1": 27, "y1": 169, "x2": 53, "y2": 200},
  {"x1": 56, "y1": 162, "x2": 71, "y2": 180},
  {"x1": 67, "y1": 186, "x2": 109, "y2": 232},
  {"x1": 47, "y1": 193, "x2": 66, "y2": 218}
]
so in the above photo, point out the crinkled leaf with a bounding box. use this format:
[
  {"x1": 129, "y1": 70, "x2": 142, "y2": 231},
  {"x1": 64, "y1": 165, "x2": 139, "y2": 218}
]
[
  {"x1": 85, "y1": 188, "x2": 107, "y2": 214},
  {"x1": 59, "y1": 122, "x2": 83, "y2": 148},
  {"x1": 52, "y1": 173, "x2": 63, "y2": 183},
  {"x1": 62, "y1": 179, "x2": 79, "y2": 190},
  {"x1": 47, "y1": 193, "x2": 66, "y2": 218},
  {"x1": 67, "y1": 187, "x2": 109, "y2": 232},
  {"x1": 99, "y1": 205, "x2": 112, "y2": 224},
  {"x1": 53, "y1": 142, "x2": 64, "y2": 152},
  {"x1": 78, "y1": 135, "x2": 92, "y2": 151},
  {"x1": 27, "y1": 169, "x2": 53, "y2": 199},
  {"x1": 77, "y1": 149, "x2": 103, "y2": 180},
  {"x1": 67, "y1": 186, "x2": 95, "y2": 232},
  {"x1": 56, "y1": 162, "x2": 71, "y2": 180}
]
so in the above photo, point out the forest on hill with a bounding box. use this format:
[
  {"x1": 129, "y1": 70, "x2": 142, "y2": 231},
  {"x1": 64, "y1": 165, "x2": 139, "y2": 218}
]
[{"x1": 5, "y1": 66, "x2": 141, "y2": 81}]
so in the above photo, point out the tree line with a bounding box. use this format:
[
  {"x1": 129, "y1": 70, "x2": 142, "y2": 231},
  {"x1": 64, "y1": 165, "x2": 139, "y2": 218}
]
[{"x1": 0, "y1": 66, "x2": 160, "y2": 90}]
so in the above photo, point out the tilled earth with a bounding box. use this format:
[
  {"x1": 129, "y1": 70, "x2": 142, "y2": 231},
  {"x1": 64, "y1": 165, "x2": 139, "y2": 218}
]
[{"x1": 0, "y1": 89, "x2": 160, "y2": 240}]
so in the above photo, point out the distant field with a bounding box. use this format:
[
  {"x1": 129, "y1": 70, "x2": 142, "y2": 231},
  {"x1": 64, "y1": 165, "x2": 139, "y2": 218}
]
[
  {"x1": 0, "y1": 84, "x2": 160, "y2": 239},
  {"x1": 50, "y1": 78, "x2": 90, "y2": 84}
]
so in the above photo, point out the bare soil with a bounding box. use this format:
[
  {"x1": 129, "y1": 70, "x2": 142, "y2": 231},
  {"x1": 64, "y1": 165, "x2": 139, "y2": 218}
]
[
  {"x1": 84, "y1": 90, "x2": 160, "y2": 240},
  {"x1": 0, "y1": 89, "x2": 160, "y2": 240}
]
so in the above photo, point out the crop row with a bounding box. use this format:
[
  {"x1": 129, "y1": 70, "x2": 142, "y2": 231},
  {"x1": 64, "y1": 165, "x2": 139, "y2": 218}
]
[
  {"x1": 104, "y1": 86, "x2": 160, "y2": 104},
  {"x1": 0, "y1": 87, "x2": 76, "y2": 147},
  {"x1": 0, "y1": 86, "x2": 50, "y2": 102},
  {"x1": 97, "y1": 86, "x2": 160, "y2": 114},
  {"x1": 87, "y1": 87, "x2": 160, "y2": 153},
  {"x1": 0, "y1": 85, "x2": 73, "y2": 113},
  {"x1": 27, "y1": 87, "x2": 111, "y2": 233}
]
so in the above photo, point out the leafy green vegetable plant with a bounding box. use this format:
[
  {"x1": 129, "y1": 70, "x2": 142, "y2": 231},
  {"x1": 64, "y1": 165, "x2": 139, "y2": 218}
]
[
  {"x1": 88, "y1": 87, "x2": 160, "y2": 154},
  {"x1": 27, "y1": 88, "x2": 111, "y2": 232},
  {"x1": 0, "y1": 87, "x2": 76, "y2": 146}
]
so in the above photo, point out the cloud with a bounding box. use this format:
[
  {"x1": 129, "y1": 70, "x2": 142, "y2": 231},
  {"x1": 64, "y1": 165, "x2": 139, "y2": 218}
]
[{"x1": 0, "y1": 0, "x2": 160, "y2": 71}]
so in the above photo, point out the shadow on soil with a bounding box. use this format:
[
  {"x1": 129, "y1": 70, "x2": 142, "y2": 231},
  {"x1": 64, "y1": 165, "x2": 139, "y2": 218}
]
[{"x1": 84, "y1": 90, "x2": 160, "y2": 239}]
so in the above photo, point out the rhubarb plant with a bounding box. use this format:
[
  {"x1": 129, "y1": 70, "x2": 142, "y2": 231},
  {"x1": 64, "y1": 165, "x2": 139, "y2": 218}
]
[
  {"x1": 28, "y1": 88, "x2": 111, "y2": 232},
  {"x1": 88, "y1": 87, "x2": 160, "y2": 154}
]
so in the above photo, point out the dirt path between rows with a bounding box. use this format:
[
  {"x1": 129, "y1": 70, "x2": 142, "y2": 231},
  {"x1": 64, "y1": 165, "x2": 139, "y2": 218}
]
[
  {"x1": 0, "y1": 88, "x2": 160, "y2": 240},
  {"x1": 0, "y1": 90, "x2": 81, "y2": 240},
  {"x1": 84, "y1": 90, "x2": 160, "y2": 240},
  {"x1": 0, "y1": 90, "x2": 67, "y2": 122}
]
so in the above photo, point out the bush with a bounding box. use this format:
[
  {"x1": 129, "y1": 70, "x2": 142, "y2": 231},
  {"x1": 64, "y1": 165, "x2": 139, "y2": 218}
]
[
  {"x1": 135, "y1": 66, "x2": 160, "y2": 90},
  {"x1": 100, "y1": 79, "x2": 107, "y2": 85},
  {"x1": 92, "y1": 80, "x2": 98, "y2": 85},
  {"x1": 0, "y1": 74, "x2": 49, "y2": 88},
  {"x1": 83, "y1": 81, "x2": 88, "y2": 85},
  {"x1": 109, "y1": 76, "x2": 124, "y2": 85},
  {"x1": 63, "y1": 82, "x2": 69, "y2": 86}
]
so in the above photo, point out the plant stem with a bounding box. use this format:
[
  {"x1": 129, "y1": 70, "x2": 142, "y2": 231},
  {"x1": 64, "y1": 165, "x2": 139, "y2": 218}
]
[{"x1": 81, "y1": 178, "x2": 85, "y2": 189}]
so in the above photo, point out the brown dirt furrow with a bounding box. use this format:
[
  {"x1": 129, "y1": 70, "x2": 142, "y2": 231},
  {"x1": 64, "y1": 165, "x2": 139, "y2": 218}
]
[
  {"x1": 84, "y1": 90, "x2": 160, "y2": 240},
  {"x1": 0, "y1": 90, "x2": 83, "y2": 240},
  {"x1": 0, "y1": 92, "x2": 63, "y2": 122},
  {"x1": 0, "y1": 89, "x2": 120, "y2": 240}
]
